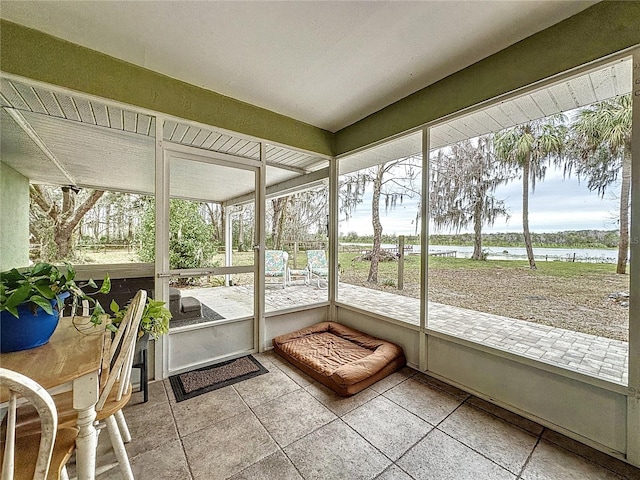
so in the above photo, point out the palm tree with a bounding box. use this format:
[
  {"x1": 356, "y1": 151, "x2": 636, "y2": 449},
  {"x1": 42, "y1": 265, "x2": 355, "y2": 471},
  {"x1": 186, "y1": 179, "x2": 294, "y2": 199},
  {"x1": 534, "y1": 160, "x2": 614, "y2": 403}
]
[
  {"x1": 568, "y1": 95, "x2": 631, "y2": 274},
  {"x1": 494, "y1": 117, "x2": 567, "y2": 269}
]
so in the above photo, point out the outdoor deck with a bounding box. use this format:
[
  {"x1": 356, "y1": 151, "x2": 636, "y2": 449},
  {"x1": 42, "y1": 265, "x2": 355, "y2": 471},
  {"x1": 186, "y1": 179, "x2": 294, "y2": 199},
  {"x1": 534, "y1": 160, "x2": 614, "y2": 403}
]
[{"x1": 180, "y1": 282, "x2": 629, "y2": 386}]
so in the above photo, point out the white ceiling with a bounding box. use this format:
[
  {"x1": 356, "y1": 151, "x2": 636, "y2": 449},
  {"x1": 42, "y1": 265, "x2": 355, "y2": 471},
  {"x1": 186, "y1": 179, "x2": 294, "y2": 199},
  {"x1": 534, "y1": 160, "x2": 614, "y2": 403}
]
[{"x1": 0, "y1": 0, "x2": 597, "y2": 132}]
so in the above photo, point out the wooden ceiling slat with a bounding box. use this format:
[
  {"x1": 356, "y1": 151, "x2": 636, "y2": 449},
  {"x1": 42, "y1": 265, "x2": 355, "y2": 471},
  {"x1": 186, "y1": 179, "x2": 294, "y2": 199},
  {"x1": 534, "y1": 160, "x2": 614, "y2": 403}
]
[
  {"x1": 211, "y1": 134, "x2": 232, "y2": 150},
  {"x1": 171, "y1": 123, "x2": 189, "y2": 142},
  {"x1": 483, "y1": 105, "x2": 512, "y2": 130},
  {"x1": 136, "y1": 114, "x2": 152, "y2": 135},
  {"x1": 201, "y1": 132, "x2": 221, "y2": 149},
  {"x1": 92, "y1": 103, "x2": 111, "y2": 127},
  {"x1": 1, "y1": 79, "x2": 31, "y2": 111},
  {"x1": 108, "y1": 106, "x2": 124, "y2": 129},
  {"x1": 33, "y1": 88, "x2": 64, "y2": 118},
  {"x1": 528, "y1": 89, "x2": 559, "y2": 117},
  {"x1": 123, "y1": 110, "x2": 137, "y2": 133},
  {"x1": 74, "y1": 97, "x2": 97, "y2": 124},
  {"x1": 590, "y1": 67, "x2": 616, "y2": 102},
  {"x1": 192, "y1": 129, "x2": 212, "y2": 147},
  {"x1": 54, "y1": 94, "x2": 81, "y2": 122},
  {"x1": 513, "y1": 95, "x2": 545, "y2": 121},
  {"x1": 569, "y1": 75, "x2": 597, "y2": 106},
  {"x1": 11, "y1": 83, "x2": 47, "y2": 114},
  {"x1": 163, "y1": 120, "x2": 178, "y2": 139},
  {"x1": 181, "y1": 126, "x2": 200, "y2": 144}
]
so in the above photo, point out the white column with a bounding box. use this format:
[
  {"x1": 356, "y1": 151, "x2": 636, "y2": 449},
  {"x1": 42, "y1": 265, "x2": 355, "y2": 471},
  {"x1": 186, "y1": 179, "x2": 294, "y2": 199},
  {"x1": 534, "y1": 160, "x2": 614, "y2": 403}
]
[
  {"x1": 627, "y1": 47, "x2": 640, "y2": 467},
  {"x1": 224, "y1": 207, "x2": 232, "y2": 286},
  {"x1": 329, "y1": 157, "x2": 339, "y2": 321},
  {"x1": 419, "y1": 127, "x2": 430, "y2": 372},
  {"x1": 256, "y1": 144, "x2": 267, "y2": 351},
  {"x1": 154, "y1": 117, "x2": 170, "y2": 381}
]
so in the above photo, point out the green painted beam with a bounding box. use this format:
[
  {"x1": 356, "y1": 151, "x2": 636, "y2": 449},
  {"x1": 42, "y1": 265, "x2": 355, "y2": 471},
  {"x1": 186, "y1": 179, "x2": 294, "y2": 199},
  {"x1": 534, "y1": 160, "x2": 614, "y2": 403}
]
[
  {"x1": 0, "y1": 20, "x2": 334, "y2": 157},
  {"x1": 334, "y1": 1, "x2": 640, "y2": 156}
]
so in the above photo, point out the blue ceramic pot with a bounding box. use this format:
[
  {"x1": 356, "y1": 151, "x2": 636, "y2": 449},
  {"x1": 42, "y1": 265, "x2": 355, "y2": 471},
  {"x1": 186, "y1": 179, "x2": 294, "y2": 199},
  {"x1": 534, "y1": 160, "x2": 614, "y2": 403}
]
[{"x1": 0, "y1": 295, "x2": 66, "y2": 353}]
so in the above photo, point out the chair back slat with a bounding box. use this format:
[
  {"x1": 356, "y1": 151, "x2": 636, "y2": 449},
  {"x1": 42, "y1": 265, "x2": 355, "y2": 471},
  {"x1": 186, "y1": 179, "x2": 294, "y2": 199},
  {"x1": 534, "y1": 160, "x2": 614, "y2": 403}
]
[
  {"x1": 97, "y1": 290, "x2": 146, "y2": 411},
  {"x1": 0, "y1": 368, "x2": 58, "y2": 480}
]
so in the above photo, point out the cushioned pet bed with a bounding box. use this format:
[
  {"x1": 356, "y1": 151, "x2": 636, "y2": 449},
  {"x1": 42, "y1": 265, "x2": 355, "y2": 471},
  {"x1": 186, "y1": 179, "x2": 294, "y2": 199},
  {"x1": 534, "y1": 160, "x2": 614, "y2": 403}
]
[{"x1": 272, "y1": 321, "x2": 406, "y2": 396}]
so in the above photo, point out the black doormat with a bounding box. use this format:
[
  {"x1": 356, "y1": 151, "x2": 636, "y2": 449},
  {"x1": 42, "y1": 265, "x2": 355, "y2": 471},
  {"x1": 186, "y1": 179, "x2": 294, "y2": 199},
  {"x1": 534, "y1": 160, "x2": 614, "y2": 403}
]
[{"x1": 169, "y1": 355, "x2": 268, "y2": 402}]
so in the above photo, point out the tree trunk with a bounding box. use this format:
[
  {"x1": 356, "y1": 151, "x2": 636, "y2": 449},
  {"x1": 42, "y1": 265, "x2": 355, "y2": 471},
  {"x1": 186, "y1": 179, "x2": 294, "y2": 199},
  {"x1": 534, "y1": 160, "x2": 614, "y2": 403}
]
[
  {"x1": 54, "y1": 224, "x2": 74, "y2": 259},
  {"x1": 368, "y1": 167, "x2": 385, "y2": 283},
  {"x1": 238, "y1": 213, "x2": 245, "y2": 250},
  {"x1": 275, "y1": 199, "x2": 288, "y2": 250},
  {"x1": 471, "y1": 200, "x2": 483, "y2": 260},
  {"x1": 616, "y1": 149, "x2": 631, "y2": 274},
  {"x1": 522, "y1": 159, "x2": 537, "y2": 270},
  {"x1": 271, "y1": 198, "x2": 287, "y2": 248}
]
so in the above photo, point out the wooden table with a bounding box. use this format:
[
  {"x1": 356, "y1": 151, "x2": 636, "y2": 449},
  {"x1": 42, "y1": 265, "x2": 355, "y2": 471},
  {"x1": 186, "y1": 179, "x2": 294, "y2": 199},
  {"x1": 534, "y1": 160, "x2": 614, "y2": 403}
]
[{"x1": 0, "y1": 318, "x2": 108, "y2": 480}]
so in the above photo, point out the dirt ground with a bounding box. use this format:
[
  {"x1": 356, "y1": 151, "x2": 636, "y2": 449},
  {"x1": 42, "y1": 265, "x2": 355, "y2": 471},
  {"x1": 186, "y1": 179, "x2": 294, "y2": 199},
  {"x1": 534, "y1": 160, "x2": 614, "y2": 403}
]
[{"x1": 341, "y1": 266, "x2": 630, "y2": 342}]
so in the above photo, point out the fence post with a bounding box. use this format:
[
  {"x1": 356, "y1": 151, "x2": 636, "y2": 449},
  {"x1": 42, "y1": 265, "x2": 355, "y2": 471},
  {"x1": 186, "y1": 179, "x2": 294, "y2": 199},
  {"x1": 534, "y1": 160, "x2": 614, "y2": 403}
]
[
  {"x1": 293, "y1": 241, "x2": 298, "y2": 269},
  {"x1": 398, "y1": 235, "x2": 405, "y2": 290}
]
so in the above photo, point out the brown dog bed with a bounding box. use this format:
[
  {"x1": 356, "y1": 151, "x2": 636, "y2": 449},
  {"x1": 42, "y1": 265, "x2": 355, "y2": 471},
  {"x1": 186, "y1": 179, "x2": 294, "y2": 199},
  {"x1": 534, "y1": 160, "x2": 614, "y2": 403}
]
[{"x1": 272, "y1": 321, "x2": 406, "y2": 396}]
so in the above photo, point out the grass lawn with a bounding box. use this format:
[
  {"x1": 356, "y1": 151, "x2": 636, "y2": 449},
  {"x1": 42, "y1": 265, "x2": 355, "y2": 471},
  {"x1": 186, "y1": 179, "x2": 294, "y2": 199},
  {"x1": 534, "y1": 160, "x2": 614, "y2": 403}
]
[{"x1": 74, "y1": 248, "x2": 630, "y2": 341}]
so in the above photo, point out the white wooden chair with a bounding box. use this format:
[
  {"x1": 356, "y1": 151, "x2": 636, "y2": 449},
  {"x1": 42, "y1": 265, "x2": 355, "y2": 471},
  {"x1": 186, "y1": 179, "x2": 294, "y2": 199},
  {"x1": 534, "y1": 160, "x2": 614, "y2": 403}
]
[
  {"x1": 0, "y1": 368, "x2": 77, "y2": 480},
  {"x1": 17, "y1": 290, "x2": 147, "y2": 480}
]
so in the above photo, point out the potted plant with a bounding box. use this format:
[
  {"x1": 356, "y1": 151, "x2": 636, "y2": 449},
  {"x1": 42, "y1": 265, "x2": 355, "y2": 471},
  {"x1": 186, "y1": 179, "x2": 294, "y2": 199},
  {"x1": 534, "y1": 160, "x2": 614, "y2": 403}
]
[
  {"x1": 0, "y1": 262, "x2": 111, "y2": 353},
  {"x1": 109, "y1": 296, "x2": 172, "y2": 342}
]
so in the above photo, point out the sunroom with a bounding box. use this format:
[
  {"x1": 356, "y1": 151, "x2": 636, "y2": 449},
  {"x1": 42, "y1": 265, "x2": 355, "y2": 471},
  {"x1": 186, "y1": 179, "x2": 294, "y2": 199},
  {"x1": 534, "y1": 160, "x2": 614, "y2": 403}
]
[{"x1": 1, "y1": 1, "x2": 639, "y2": 478}]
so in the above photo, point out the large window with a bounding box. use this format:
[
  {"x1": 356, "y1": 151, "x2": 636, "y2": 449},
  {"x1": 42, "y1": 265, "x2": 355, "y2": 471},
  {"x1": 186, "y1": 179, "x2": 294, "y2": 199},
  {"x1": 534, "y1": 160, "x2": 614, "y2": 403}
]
[
  {"x1": 263, "y1": 154, "x2": 330, "y2": 313},
  {"x1": 426, "y1": 56, "x2": 632, "y2": 384},
  {"x1": 337, "y1": 132, "x2": 423, "y2": 324}
]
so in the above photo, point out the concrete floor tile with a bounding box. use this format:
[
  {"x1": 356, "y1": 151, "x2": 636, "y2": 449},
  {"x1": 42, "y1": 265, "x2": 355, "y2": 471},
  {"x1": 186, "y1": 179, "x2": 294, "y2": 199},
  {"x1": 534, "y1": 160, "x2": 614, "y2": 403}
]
[
  {"x1": 228, "y1": 451, "x2": 303, "y2": 480},
  {"x1": 343, "y1": 396, "x2": 432, "y2": 460},
  {"x1": 182, "y1": 413, "x2": 277, "y2": 480},
  {"x1": 413, "y1": 373, "x2": 470, "y2": 400},
  {"x1": 439, "y1": 403, "x2": 538, "y2": 474},
  {"x1": 521, "y1": 440, "x2": 624, "y2": 480},
  {"x1": 284, "y1": 419, "x2": 391, "y2": 480},
  {"x1": 171, "y1": 385, "x2": 249, "y2": 437},
  {"x1": 375, "y1": 464, "x2": 414, "y2": 480},
  {"x1": 541, "y1": 431, "x2": 640, "y2": 479},
  {"x1": 253, "y1": 388, "x2": 336, "y2": 447},
  {"x1": 233, "y1": 368, "x2": 301, "y2": 407},
  {"x1": 467, "y1": 396, "x2": 543, "y2": 435},
  {"x1": 397, "y1": 429, "x2": 515, "y2": 480},
  {"x1": 122, "y1": 398, "x2": 179, "y2": 459},
  {"x1": 107, "y1": 439, "x2": 191, "y2": 480},
  {"x1": 369, "y1": 367, "x2": 417, "y2": 394},
  {"x1": 272, "y1": 360, "x2": 316, "y2": 387},
  {"x1": 383, "y1": 378, "x2": 463, "y2": 425},
  {"x1": 128, "y1": 379, "x2": 168, "y2": 408},
  {"x1": 305, "y1": 382, "x2": 379, "y2": 416}
]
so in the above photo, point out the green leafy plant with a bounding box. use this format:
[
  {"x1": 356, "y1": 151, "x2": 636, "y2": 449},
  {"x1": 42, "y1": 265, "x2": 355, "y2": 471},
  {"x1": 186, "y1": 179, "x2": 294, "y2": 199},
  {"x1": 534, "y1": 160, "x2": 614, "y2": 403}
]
[
  {"x1": 110, "y1": 297, "x2": 171, "y2": 340},
  {"x1": 0, "y1": 262, "x2": 111, "y2": 326}
]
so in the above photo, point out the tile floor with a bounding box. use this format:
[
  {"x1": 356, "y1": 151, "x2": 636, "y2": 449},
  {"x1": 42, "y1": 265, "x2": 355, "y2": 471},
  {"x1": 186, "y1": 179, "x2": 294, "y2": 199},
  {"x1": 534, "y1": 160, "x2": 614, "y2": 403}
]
[{"x1": 93, "y1": 351, "x2": 640, "y2": 480}]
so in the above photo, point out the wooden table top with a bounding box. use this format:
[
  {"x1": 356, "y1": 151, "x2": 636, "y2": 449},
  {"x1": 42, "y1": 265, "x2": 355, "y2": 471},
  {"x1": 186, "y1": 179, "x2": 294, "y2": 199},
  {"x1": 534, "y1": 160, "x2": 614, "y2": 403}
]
[{"x1": 0, "y1": 317, "x2": 107, "y2": 401}]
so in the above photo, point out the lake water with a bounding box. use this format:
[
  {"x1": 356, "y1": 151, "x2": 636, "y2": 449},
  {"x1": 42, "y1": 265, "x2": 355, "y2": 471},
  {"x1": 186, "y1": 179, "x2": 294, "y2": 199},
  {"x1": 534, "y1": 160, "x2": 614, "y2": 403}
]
[{"x1": 341, "y1": 243, "x2": 620, "y2": 263}]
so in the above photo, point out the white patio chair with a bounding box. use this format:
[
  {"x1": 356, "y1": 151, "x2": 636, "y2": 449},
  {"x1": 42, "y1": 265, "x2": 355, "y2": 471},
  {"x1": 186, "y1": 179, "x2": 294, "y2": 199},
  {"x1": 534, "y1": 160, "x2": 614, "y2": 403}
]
[
  {"x1": 0, "y1": 368, "x2": 77, "y2": 480},
  {"x1": 265, "y1": 250, "x2": 289, "y2": 289},
  {"x1": 306, "y1": 250, "x2": 329, "y2": 287}
]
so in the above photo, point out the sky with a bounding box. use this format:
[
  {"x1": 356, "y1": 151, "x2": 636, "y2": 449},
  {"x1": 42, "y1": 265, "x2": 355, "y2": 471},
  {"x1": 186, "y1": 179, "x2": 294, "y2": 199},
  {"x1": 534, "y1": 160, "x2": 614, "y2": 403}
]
[{"x1": 339, "y1": 166, "x2": 621, "y2": 236}]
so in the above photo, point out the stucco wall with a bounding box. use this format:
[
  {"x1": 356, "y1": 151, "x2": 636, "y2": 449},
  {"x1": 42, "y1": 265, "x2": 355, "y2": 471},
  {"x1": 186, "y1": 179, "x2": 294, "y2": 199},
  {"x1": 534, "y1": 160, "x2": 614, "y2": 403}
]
[{"x1": 0, "y1": 162, "x2": 30, "y2": 270}]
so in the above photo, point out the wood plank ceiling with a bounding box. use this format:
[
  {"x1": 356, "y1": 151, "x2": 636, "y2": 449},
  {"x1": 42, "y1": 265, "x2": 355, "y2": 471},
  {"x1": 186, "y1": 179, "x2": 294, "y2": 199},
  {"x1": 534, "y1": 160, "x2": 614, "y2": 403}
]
[{"x1": 0, "y1": 77, "x2": 328, "y2": 203}]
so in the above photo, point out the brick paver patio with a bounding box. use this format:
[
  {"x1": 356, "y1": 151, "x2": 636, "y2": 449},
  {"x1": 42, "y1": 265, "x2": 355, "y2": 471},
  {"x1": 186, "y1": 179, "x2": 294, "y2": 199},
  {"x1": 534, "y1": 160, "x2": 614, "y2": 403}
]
[{"x1": 183, "y1": 282, "x2": 628, "y2": 386}]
